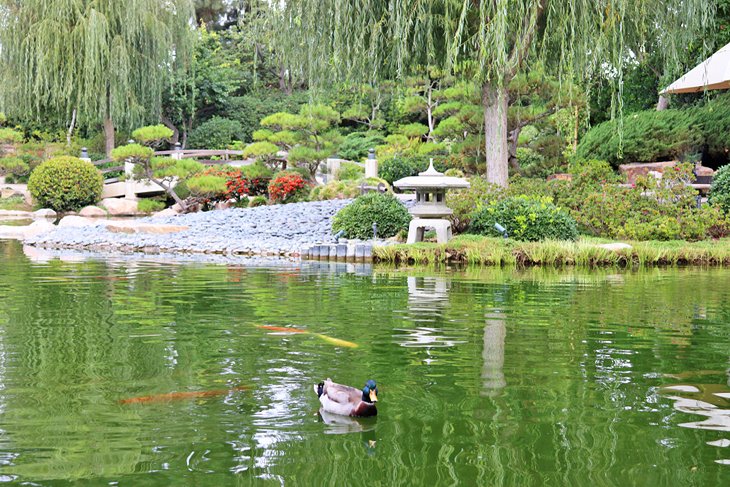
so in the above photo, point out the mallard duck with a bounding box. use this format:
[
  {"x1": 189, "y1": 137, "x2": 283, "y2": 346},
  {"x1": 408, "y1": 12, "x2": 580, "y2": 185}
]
[{"x1": 314, "y1": 378, "x2": 378, "y2": 417}]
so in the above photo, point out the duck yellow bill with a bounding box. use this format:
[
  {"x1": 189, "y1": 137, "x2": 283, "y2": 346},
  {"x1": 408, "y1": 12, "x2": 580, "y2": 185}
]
[
  {"x1": 369, "y1": 389, "x2": 378, "y2": 402},
  {"x1": 314, "y1": 333, "x2": 359, "y2": 348}
]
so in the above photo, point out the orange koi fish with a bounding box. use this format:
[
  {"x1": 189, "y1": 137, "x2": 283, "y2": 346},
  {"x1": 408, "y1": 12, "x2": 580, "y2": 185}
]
[
  {"x1": 119, "y1": 386, "x2": 248, "y2": 405},
  {"x1": 257, "y1": 325, "x2": 309, "y2": 333}
]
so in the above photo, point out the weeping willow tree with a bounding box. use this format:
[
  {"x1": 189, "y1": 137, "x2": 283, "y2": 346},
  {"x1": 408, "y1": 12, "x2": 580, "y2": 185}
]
[
  {"x1": 0, "y1": 0, "x2": 194, "y2": 155},
  {"x1": 274, "y1": 0, "x2": 714, "y2": 186}
]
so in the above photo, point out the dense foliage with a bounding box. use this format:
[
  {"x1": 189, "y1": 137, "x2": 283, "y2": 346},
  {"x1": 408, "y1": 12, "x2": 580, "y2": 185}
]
[
  {"x1": 709, "y1": 163, "x2": 730, "y2": 214},
  {"x1": 575, "y1": 109, "x2": 701, "y2": 167},
  {"x1": 332, "y1": 192, "x2": 411, "y2": 239},
  {"x1": 187, "y1": 117, "x2": 244, "y2": 149},
  {"x1": 28, "y1": 156, "x2": 103, "y2": 212},
  {"x1": 469, "y1": 196, "x2": 579, "y2": 242}
]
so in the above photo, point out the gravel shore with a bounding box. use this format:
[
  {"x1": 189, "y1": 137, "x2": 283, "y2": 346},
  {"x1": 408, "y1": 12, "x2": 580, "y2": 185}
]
[{"x1": 25, "y1": 199, "x2": 392, "y2": 257}]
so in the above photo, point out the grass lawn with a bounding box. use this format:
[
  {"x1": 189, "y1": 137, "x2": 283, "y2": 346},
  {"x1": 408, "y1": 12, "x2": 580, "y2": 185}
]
[{"x1": 373, "y1": 234, "x2": 730, "y2": 267}]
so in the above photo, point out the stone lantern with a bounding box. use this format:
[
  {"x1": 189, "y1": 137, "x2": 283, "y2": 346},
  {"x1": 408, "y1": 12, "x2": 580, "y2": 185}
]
[{"x1": 394, "y1": 160, "x2": 470, "y2": 244}]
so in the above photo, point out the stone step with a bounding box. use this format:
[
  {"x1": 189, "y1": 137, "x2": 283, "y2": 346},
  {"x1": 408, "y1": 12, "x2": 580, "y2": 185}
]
[{"x1": 301, "y1": 243, "x2": 374, "y2": 262}]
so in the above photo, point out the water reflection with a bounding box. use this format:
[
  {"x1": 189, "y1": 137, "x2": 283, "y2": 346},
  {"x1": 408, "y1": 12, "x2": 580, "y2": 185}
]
[
  {"x1": 317, "y1": 409, "x2": 376, "y2": 435},
  {"x1": 482, "y1": 313, "x2": 506, "y2": 396},
  {"x1": 661, "y1": 382, "x2": 730, "y2": 466}
]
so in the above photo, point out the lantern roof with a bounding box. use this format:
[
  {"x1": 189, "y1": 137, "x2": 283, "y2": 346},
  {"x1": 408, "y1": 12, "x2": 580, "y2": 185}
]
[{"x1": 393, "y1": 160, "x2": 470, "y2": 190}]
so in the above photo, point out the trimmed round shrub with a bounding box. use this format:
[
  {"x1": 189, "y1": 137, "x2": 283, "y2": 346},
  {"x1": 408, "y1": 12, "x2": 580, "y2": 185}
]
[
  {"x1": 332, "y1": 192, "x2": 411, "y2": 239},
  {"x1": 468, "y1": 196, "x2": 578, "y2": 241},
  {"x1": 268, "y1": 171, "x2": 310, "y2": 204},
  {"x1": 709, "y1": 163, "x2": 730, "y2": 214},
  {"x1": 188, "y1": 117, "x2": 244, "y2": 149},
  {"x1": 28, "y1": 156, "x2": 103, "y2": 212}
]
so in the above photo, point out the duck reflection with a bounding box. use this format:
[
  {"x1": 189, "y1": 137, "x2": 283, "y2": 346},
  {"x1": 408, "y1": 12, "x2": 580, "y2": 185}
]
[{"x1": 317, "y1": 408, "x2": 377, "y2": 434}]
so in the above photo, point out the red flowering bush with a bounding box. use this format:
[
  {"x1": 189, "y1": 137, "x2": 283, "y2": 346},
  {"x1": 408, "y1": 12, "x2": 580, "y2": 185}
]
[
  {"x1": 268, "y1": 171, "x2": 310, "y2": 204},
  {"x1": 225, "y1": 171, "x2": 269, "y2": 199}
]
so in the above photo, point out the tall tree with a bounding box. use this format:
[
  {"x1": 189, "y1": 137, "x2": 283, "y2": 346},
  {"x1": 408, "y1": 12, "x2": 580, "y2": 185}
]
[
  {"x1": 0, "y1": 0, "x2": 194, "y2": 156},
  {"x1": 274, "y1": 0, "x2": 714, "y2": 186}
]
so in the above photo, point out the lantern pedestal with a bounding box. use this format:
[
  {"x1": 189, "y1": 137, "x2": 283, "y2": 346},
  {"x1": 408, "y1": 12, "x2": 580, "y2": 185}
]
[{"x1": 406, "y1": 218, "x2": 453, "y2": 244}]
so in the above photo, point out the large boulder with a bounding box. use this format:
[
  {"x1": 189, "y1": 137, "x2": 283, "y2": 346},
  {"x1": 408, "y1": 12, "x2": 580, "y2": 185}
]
[
  {"x1": 1, "y1": 188, "x2": 24, "y2": 199},
  {"x1": 79, "y1": 205, "x2": 108, "y2": 217},
  {"x1": 152, "y1": 208, "x2": 179, "y2": 218},
  {"x1": 0, "y1": 219, "x2": 54, "y2": 240},
  {"x1": 58, "y1": 215, "x2": 101, "y2": 228},
  {"x1": 33, "y1": 208, "x2": 58, "y2": 219},
  {"x1": 101, "y1": 198, "x2": 140, "y2": 216}
]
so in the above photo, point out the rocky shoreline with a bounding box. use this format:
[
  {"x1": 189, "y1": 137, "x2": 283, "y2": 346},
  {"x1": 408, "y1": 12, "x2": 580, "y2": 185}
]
[{"x1": 21, "y1": 199, "x2": 394, "y2": 259}]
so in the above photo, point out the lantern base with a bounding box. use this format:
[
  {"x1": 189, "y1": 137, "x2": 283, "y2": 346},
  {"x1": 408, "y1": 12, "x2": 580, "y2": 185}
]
[{"x1": 406, "y1": 218, "x2": 452, "y2": 244}]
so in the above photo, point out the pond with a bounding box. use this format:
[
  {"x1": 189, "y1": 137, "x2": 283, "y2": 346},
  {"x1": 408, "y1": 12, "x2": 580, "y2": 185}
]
[{"x1": 0, "y1": 240, "x2": 728, "y2": 485}]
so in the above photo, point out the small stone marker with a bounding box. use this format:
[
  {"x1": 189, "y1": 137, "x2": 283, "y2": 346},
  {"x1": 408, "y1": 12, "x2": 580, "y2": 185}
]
[{"x1": 597, "y1": 243, "x2": 633, "y2": 251}]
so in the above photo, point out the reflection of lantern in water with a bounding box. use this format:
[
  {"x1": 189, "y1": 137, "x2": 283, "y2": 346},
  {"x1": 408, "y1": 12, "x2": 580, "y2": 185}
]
[{"x1": 398, "y1": 276, "x2": 461, "y2": 364}]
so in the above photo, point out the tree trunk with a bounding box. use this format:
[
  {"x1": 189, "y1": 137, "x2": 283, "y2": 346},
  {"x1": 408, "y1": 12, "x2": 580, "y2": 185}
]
[
  {"x1": 507, "y1": 127, "x2": 522, "y2": 174},
  {"x1": 161, "y1": 115, "x2": 180, "y2": 145},
  {"x1": 656, "y1": 95, "x2": 669, "y2": 111},
  {"x1": 66, "y1": 108, "x2": 77, "y2": 148},
  {"x1": 103, "y1": 116, "x2": 115, "y2": 157},
  {"x1": 482, "y1": 82, "x2": 510, "y2": 187}
]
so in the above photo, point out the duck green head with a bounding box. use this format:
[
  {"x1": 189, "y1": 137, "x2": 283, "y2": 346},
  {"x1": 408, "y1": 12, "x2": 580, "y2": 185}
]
[{"x1": 362, "y1": 380, "x2": 378, "y2": 403}]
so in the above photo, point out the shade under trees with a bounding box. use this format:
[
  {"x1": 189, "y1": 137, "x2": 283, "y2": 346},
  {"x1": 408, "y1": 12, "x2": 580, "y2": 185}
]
[
  {"x1": 0, "y1": 0, "x2": 195, "y2": 155},
  {"x1": 274, "y1": 0, "x2": 715, "y2": 187}
]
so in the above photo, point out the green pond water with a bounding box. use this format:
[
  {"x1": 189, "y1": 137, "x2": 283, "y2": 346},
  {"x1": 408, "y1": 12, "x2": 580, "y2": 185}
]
[{"x1": 0, "y1": 240, "x2": 729, "y2": 486}]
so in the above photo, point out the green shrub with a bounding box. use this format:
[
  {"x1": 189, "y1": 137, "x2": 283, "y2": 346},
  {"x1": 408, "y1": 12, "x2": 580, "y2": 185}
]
[
  {"x1": 249, "y1": 195, "x2": 268, "y2": 207},
  {"x1": 0, "y1": 156, "x2": 29, "y2": 177},
  {"x1": 575, "y1": 109, "x2": 701, "y2": 167},
  {"x1": 337, "y1": 132, "x2": 385, "y2": 161},
  {"x1": 188, "y1": 117, "x2": 244, "y2": 149},
  {"x1": 446, "y1": 175, "x2": 505, "y2": 233},
  {"x1": 516, "y1": 147, "x2": 544, "y2": 170},
  {"x1": 137, "y1": 199, "x2": 166, "y2": 214},
  {"x1": 335, "y1": 161, "x2": 365, "y2": 180},
  {"x1": 28, "y1": 156, "x2": 103, "y2": 212},
  {"x1": 468, "y1": 196, "x2": 578, "y2": 242},
  {"x1": 332, "y1": 192, "x2": 411, "y2": 239},
  {"x1": 310, "y1": 180, "x2": 361, "y2": 200},
  {"x1": 699, "y1": 93, "x2": 730, "y2": 161},
  {"x1": 709, "y1": 163, "x2": 730, "y2": 213},
  {"x1": 0, "y1": 128, "x2": 23, "y2": 144}
]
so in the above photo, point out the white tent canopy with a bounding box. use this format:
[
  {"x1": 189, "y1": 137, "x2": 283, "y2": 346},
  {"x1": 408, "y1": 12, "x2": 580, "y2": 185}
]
[{"x1": 661, "y1": 42, "x2": 730, "y2": 94}]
